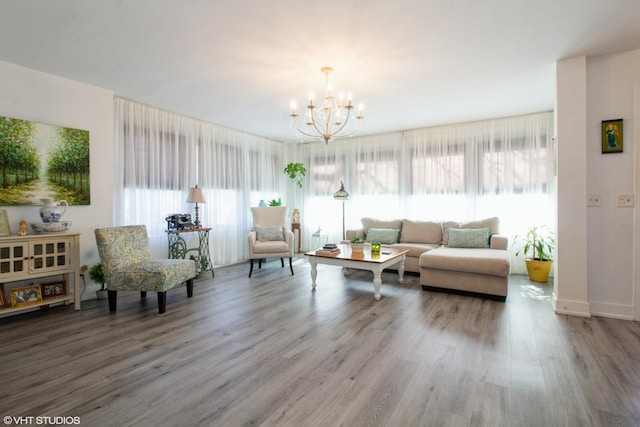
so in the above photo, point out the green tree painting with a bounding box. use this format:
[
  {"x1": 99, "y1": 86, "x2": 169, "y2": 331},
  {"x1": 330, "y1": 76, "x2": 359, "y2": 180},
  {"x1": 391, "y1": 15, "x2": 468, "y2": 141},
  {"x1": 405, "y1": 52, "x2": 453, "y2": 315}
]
[{"x1": 0, "y1": 116, "x2": 90, "y2": 205}]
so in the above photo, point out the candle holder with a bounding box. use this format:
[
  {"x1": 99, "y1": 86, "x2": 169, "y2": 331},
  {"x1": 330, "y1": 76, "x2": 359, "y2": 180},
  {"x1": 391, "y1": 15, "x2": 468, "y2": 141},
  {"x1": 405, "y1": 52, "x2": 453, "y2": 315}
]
[{"x1": 371, "y1": 242, "x2": 381, "y2": 254}]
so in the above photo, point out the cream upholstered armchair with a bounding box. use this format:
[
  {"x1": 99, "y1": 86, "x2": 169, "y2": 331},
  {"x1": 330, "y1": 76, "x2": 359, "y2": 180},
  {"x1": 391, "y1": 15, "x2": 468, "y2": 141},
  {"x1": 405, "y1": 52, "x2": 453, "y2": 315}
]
[
  {"x1": 248, "y1": 206, "x2": 294, "y2": 277},
  {"x1": 95, "y1": 225, "x2": 197, "y2": 314}
]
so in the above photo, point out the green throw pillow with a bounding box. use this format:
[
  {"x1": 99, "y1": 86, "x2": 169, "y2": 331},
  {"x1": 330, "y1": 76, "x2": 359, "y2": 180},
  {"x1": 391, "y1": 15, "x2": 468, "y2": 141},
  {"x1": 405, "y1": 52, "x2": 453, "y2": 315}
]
[
  {"x1": 447, "y1": 227, "x2": 490, "y2": 248},
  {"x1": 255, "y1": 225, "x2": 285, "y2": 242},
  {"x1": 366, "y1": 228, "x2": 400, "y2": 244}
]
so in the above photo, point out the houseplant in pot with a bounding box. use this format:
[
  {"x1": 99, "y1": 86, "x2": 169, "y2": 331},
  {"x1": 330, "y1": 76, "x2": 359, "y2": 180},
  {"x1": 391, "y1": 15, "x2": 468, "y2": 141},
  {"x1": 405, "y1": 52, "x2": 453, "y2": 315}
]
[
  {"x1": 513, "y1": 225, "x2": 555, "y2": 282},
  {"x1": 89, "y1": 262, "x2": 108, "y2": 299},
  {"x1": 350, "y1": 235, "x2": 366, "y2": 254},
  {"x1": 284, "y1": 162, "x2": 306, "y2": 189}
]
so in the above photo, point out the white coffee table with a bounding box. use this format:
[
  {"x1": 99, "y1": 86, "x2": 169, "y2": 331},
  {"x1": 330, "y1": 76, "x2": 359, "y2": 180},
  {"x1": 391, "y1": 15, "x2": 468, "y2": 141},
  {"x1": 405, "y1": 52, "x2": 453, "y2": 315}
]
[{"x1": 305, "y1": 244, "x2": 409, "y2": 300}]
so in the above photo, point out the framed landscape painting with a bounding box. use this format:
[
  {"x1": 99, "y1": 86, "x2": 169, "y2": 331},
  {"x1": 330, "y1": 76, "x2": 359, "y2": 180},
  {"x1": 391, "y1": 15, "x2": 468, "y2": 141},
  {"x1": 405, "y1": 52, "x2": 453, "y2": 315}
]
[{"x1": 0, "y1": 115, "x2": 90, "y2": 205}]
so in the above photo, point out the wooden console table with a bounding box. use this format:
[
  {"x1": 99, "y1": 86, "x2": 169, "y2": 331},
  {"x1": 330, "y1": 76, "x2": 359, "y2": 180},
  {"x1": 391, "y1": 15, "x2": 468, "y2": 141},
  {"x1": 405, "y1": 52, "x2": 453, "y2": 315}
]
[
  {"x1": 166, "y1": 227, "x2": 214, "y2": 277},
  {"x1": 0, "y1": 232, "x2": 81, "y2": 317}
]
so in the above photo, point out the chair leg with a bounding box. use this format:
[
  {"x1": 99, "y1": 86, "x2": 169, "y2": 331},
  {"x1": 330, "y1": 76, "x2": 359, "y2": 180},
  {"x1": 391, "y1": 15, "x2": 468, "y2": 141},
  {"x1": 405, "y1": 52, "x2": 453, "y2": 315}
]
[
  {"x1": 289, "y1": 257, "x2": 294, "y2": 275},
  {"x1": 186, "y1": 278, "x2": 194, "y2": 298},
  {"x1": 258, "y1": 259, "x2": 262, "y2": 268},
  {"x1": 107, "y1": 290, "x2": 117, "y2": 312},
  {"x1": 157, "y1": 292, "x2": 167, "y2": 314},
  {"x1": 280, "y1": 258, "x2": 284, "y2": 267},
  {"x1": 140, "y1": 291, "x2": 147, "y2": 299},
  {"x1": 249, "y1": 259, "x2": 254, "y2": 277}
]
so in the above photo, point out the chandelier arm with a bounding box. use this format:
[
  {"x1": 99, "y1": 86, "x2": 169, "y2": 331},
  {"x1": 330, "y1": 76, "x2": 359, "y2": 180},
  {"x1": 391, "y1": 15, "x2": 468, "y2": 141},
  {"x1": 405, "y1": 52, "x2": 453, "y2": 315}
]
[
  {"x1": 292, "y1": 117, "x2": 326, "y2": 139},
  {"x1": 309, "y1": 108, "x2": 332, "y2": 140}
]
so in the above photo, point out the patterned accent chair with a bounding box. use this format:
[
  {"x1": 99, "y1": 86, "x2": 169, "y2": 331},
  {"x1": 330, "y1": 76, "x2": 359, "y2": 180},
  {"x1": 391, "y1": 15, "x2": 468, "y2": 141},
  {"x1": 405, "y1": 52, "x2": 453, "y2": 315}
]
[
  {"x1": 247, "y1": 206, "x2": 294, "y2": 277},
  {"x1": 95, "y1": 225, "x2": 197, "y2": 314}
]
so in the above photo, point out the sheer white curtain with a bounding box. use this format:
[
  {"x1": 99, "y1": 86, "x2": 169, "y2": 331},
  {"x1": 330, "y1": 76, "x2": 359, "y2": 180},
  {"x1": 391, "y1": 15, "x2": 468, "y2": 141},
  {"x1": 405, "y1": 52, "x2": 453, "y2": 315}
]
[
  {"x1": 114, "y1": 98, "x2": 285, "y2": 265},
  {"x1": 298, "y1": 112, "x2": 555, "y2": 273}
]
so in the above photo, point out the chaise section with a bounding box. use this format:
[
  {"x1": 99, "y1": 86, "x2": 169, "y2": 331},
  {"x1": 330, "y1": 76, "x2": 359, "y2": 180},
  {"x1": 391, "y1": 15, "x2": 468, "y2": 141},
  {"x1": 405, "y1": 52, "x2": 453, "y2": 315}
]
[{"x1": 419, "y1": 244, "x2": 510, "y2": 301}]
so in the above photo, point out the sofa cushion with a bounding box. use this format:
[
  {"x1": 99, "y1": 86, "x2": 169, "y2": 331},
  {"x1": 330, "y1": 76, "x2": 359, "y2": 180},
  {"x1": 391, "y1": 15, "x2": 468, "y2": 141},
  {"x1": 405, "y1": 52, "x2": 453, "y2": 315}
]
[
  {"x1": 361, "y1": 218, "x2": 403, "y2": 239},
  {"x1": 400, "y1": 219, "x2": 442, "y2": 244},
  {"x1": 442, "y1": 217, "x2": 499, "y2": 246},
  {"x1": 448, "y1": 227, "x2": 490, "y2": 248},
  {"x1": 255, "y1": 225, "x2": 285, "y2": 241},
  {"x1": 419, "y1": 247, "x2": 510, "y2": 277},
  {"x1": 366, "y1": 228, "x2": 400, "y2": 244}
]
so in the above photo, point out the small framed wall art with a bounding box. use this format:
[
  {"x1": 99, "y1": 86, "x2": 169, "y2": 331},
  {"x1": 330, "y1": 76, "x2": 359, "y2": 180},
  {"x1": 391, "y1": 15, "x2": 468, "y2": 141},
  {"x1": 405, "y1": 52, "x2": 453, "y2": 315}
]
[
  {"x1": 10, "y1": 284, "x2": 42, "y2": 308},
  {"x1": 602, "y1": 118, "x2": 623, "y2": 154},
  {"x1": 0, "y1": 284, "x2": 7, "y2": 309},
  {"x1": 0, "y1": 209, "x2": 10, "y2": 237},
  {"x1": 40, "y1": 280, "x2": 67, "y2": 299}
]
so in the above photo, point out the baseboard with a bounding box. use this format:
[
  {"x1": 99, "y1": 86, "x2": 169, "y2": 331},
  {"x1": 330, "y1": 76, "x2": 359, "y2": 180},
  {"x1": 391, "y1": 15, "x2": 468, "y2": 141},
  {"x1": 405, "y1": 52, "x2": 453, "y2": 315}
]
[
  {"x1": 552, "y1": 293, "x2": 591, "y2": 317},
  {"x1": 421, "y1": 285, "x2": 506, "y2": 302},
  {"x1": 589, "y1": 301, "x2": 635, "y2": 320}
]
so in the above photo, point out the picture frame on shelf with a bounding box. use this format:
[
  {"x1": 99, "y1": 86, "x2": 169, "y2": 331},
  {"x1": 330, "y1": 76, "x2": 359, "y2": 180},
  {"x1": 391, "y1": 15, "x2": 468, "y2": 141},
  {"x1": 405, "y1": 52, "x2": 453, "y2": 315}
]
[
  {"x1": 10, "y1": 284, "x2": 42, "y2": 308},
  {"x1": 601, "y1": 118, "x2": 623, "y2": 154},
  {"x1": 0, "y1": 284, "x2": 7, "y2": 309},
  {"x1": 40, "y1": 280, "x2": 67, "y2": 299},
  {"x1": 0, "y1": 209, "x2": 10, "y2": 237}
]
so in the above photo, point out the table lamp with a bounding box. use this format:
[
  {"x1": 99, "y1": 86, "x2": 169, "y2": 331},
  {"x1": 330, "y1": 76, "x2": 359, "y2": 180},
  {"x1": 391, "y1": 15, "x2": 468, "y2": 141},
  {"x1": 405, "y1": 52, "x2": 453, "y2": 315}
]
[{"x1": 186, "y1": 184, "x2": 206, "y2": 228}]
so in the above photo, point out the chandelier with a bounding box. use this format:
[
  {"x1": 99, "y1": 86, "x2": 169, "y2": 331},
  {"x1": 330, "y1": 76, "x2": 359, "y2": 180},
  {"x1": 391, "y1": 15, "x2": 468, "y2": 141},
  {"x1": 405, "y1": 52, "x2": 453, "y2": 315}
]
[{"x1": 290, "y1": 66, "x2": 364, "y2": 144}]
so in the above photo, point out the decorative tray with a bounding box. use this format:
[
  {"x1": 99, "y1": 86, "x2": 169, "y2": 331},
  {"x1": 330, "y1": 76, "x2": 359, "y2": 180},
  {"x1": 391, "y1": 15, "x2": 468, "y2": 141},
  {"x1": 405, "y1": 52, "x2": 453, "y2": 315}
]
[{"x1": 31, "y1": 221, "x2": 72, "y2": 233}]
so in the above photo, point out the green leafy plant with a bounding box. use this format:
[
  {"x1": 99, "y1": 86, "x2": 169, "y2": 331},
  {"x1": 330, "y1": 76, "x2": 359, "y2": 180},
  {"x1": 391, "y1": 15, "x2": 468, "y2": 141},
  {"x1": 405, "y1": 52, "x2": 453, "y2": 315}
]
[
  {"x1": 350, "y1": 235, "x2": 366, "y2": 244},
  {"x1": 88, "y1": 263, "x2": 107, "y2": 291},
  {"x1": 268, "y1": 198, "x2": 282, "y2": 206},
  {"x1": 513, "y1": 225, "x2": 555, "y2": 261},
  {"x1": 284, "y1": 162, "x2": 307, "y2": 188}
]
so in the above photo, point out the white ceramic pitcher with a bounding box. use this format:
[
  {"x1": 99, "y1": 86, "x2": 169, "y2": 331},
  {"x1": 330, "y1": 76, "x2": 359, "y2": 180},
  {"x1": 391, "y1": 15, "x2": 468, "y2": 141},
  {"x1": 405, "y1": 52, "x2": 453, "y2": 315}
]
[{"x1": 39, "y1": 198, "x2": 68, "y2": 223}]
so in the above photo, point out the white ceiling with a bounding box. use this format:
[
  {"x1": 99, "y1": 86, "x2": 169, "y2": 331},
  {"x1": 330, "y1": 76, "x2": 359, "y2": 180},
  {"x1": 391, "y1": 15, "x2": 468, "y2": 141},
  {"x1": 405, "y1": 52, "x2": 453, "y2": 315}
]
[{"x1": 1, "y1": 0, "x2": 640, "y2": 143}]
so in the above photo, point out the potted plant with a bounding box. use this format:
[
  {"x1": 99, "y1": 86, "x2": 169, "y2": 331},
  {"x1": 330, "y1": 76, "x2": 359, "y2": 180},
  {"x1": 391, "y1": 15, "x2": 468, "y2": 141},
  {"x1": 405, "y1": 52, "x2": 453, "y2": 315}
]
[
  {"x1": 268, "y1": 198, "x2": 282, "y2": 206},
  {"x1": 284, "y1": 162, "x2": 307, "y2": 188},
  {"x1": 513, "y1": 225, "x2": 555, "y2": 282},
  {"x1": 88, "y1": 262, "x2": 108, "y2": 299},
  {"x1": 350, "y1": 235, "x2": 366, "y2": 254}
]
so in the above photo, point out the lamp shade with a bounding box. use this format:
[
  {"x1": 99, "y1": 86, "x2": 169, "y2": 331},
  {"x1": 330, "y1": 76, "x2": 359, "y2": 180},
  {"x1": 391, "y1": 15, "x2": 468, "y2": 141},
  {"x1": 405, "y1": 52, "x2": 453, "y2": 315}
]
[
  {"x1": 333, "y1": 180, "x2": 349, "y2": 200},
  {"x1": 186, "y1": 185, "x2": 206, "y2": 204}
]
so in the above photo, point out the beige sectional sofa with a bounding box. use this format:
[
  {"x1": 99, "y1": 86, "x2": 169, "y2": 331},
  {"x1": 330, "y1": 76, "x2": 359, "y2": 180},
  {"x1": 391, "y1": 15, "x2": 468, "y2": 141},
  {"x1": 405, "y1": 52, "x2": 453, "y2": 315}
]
[{"x1": 345, "y1": 217, "x2": 510, "y2": 301}]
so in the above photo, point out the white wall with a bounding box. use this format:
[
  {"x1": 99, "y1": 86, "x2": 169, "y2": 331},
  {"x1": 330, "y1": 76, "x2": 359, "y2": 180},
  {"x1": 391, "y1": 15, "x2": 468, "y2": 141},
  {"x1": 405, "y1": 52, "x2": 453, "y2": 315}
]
[
  {"x1": 555, "y1": 56, "x2": 590, "y2": 317},
  {"x1": 0, "y1": 61, "x2": 114, "y2": 299},
  {"x1": 586, "y1": 49, "x2": 640, "y2": 319}
]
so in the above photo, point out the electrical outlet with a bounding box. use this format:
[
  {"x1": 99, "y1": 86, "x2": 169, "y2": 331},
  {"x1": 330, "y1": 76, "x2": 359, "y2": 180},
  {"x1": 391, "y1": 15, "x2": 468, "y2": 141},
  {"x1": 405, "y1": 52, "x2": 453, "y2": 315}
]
[
  {"x1": 616, "y1": 193, "x2": 635, "y2": 207},
  {"x1": 587, "y1": 194, "x2": 602, "y2": 207}
]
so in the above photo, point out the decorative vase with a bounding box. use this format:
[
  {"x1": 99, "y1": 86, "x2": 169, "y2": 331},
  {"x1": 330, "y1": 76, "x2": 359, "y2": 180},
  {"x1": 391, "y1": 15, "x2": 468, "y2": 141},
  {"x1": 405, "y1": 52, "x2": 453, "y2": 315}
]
[
  {"x1": 39, "y1": 198, "x2": 68, "y2": 223},
  {"x1": 350, "y1": 242, "x2": 365, "y2": 254}
]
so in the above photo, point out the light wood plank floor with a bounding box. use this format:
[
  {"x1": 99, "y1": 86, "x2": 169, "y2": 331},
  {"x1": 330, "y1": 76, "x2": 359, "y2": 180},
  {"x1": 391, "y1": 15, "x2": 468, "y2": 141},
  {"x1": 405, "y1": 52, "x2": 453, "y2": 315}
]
[{"x1": 1, "y1": 257, "x2": 639, "y2": 427}]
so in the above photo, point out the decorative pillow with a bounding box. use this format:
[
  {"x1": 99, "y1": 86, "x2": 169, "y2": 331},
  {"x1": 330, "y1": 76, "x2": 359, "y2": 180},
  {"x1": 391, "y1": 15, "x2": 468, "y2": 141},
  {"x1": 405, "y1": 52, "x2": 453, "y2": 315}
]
[
  {"x1": 442, "y1": 217, "x2": 499, "y2": 245},
  {"x1": 255, "y1": 225, "x2": 285, "y2": 242},
  {"x1": 448, "y1": 227, "x2": 490, "y2": 248},
  {"x1": 366, "y1": 228, "x2": 400, "y2": 244},
  {"x1": 361, "y1": 218, "x2": 403, "y2": 234}
]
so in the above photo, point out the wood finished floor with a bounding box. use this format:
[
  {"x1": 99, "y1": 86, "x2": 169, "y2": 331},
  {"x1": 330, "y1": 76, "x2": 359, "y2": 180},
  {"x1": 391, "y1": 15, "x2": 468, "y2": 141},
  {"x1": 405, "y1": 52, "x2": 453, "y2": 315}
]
[{"x1": 1, "y1": 257, "x2": 639, "y2": 427}]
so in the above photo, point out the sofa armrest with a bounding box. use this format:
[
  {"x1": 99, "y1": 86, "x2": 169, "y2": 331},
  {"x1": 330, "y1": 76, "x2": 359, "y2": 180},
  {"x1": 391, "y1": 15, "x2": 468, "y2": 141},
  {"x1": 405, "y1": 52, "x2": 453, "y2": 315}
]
[
  {"x1": 490, "y1": 234, "x2": 508, "y2": 250},
  {"x1": 346, "y1": 228, "x2": 364, "y2": 241}
]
